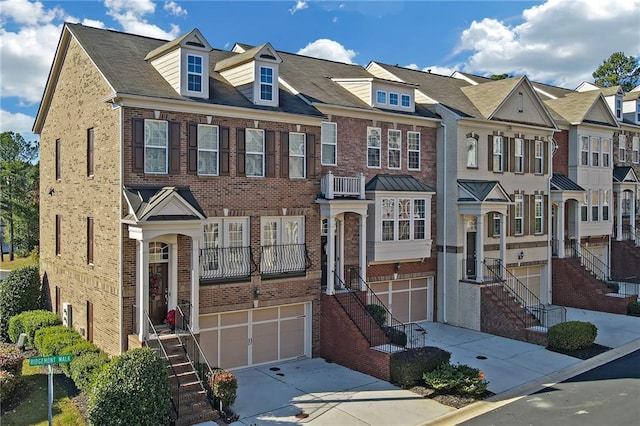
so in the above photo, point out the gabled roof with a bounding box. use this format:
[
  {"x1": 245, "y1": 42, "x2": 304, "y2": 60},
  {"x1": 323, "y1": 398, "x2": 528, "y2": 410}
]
[
  {"x1": 575, "y1": 82, "x2": 623, "y2": 97},
  {"x1": 123, "y1": 186, "x2": 205, "y2": 222},
  {"x1": 551, "y1": 173, "x2": 585, "y2": 191},
  {"x1": 613, "y1": 167, "x2": 639, "y2": 183},
  {"x1": 365, "y1": 174, "x2": 435, "y2": 193},
  {"x1": 214, "y1": 42, "x2": 282, "y2": 72},
  {"x1": 460, "y1": 77, "x2": 523, "y2": 119},
  {"x1": 457, "y1": 180, "x2": 511, "y2": 202},
  {"x1": 144, "y1": 28, "x2": 211, "y2": 61},
  {"x1": 544, "y1": 90, "x2": 619, "y2": 127}
]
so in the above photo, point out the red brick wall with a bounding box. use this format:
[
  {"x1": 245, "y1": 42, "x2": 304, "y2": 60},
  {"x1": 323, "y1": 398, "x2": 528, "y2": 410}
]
[
  {"x1": 611, "y1": 241, "x2": 640, "y2": 281},
  {"x1": 320, "y1": 294, "x2": 391, "y2": 381},
  {"x1": 552, "y1": 130, "x2": 569, "y2": 176}
]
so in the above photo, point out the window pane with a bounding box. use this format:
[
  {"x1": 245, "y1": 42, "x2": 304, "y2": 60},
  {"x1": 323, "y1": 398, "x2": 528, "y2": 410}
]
[
  {"x1": 289, "y1": 133, "x2": 305, "y2": 155},
  {"x1": 322, "y1": 144, "x2": 336, "y2": 164},
  {"x1": 289, "y1": 157, "x2": 304, "y2": 178},
  {"x1": 145, "y1": 147, "x2": 166, "y2": 173},
  {"x1": 198, "y1": 151, "x2": 217, "y2": 175},
  {"x1": 199, "y1": 126, "x2": 218, "y2": 150},
  {"x1": 467, "y1": 138, "x2": 477, "y2": 168}
]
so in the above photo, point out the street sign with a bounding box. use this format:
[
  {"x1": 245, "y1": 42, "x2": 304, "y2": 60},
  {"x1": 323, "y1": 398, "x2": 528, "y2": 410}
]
[{"x1": 29, "y1": 354, "x2": 73, "y2": 366}]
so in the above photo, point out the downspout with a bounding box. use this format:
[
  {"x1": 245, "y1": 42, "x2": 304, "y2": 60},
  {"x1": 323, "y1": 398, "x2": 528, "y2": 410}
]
[
  {"x1": 547, "y1": 137, "x2": 556, "y2": 305},
  {"x1": 441, "y1": 121, "x2": 448, "y2": 323},
  {"x1": 118, "y1": 105, "x2": 124, "y2": 353}
]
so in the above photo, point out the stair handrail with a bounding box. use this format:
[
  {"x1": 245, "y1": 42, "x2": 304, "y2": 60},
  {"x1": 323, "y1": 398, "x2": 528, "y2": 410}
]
[
  {"x1": 144, "y1": 312, "x2": 180, "y2": 420},
  {"x1": 561, "y1": 254, "x2": 616, "y2": 296},
  {"x1": 623, "y1": 223, "x2": 640, "y2": 246},
  {"x1": 575, "y1": 241, "x2": 610, "y2": 281}
]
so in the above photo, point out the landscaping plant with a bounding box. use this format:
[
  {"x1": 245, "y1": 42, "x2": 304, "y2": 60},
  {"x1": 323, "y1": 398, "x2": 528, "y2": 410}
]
[
  {"x1": 209, "y1": 368, "x2": 238, "y2": 410},
  {"x1": 423, "y1": 363, "x2": 488, "y2": 396},
  {"x1": 0, "y1": 265, "x2": 42, "y2": 341},
  {"x1": 547, "y1": 321, "x2": 597, "y2": 351},
  {"x1": 627, "y1": 301, "x2": 640, "y2": 317},
  {"x1": 390, "y1": 346, "x2": 451, "y2": 388},
  {"x1": 34, "y1": 325, "x2": 83, "y2": 356},
  {"x1": 8, "y1": 309, "x2": 61, "y2": 346},
  {"x1": 70, "y1": 351, "x2": 110, "y2": 392}
]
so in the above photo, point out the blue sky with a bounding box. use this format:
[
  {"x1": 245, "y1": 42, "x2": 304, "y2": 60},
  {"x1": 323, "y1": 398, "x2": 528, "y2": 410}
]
[{"x1": 1, "y1": 0, "x2": 639, "y2": 142}]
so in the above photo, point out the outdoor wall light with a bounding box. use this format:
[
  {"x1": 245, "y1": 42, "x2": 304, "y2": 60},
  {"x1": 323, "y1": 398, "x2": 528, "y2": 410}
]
[
  {"x1": 253, "y1": 287, "x2": 260, "y2": 308},
  {"x1": 518, "y1": 251, "x2": 525, "y2": 260}
]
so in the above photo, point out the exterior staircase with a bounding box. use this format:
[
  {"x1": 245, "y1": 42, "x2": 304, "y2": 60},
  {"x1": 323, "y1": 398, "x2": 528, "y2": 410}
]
[{"x1": 147, "y1": 326, "x2": 219, "y2": 426}]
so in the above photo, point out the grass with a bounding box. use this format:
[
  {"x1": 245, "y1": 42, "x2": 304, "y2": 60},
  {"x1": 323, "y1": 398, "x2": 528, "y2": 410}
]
[
  {"x1": 1, "y1": 360, "x2": 86, "y2": 426},
  {"x1": 0, "y1": 255, "x2": 36, "y2": 271}
]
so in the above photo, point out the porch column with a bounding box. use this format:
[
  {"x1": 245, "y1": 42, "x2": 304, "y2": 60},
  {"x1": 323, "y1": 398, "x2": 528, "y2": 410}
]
[
  {"x1": 137, "y1": 239, "x2": 149, "y2": 341},
  {"x1": 337, "y1": 217, "x2": 345, "y2": 285},
  {"x1": 169, "y1": 243, "x2": 178, "y2": 308},
  {"x1": 359, "y1": 213, "x2": 367, "y2": 290},
  {"x1": 326, "y1": 216, "x2": 336, "y2": 295},
  {"x1": 476, "y1": 214, "x2": 484, "y2": 283},
  {"x1": 574, "y1": 201, "x2": 581, "y2": 246},
  {"x1": 631, "y1": 191, "x2": 636, "y2": 244},
  {"x1": 616, "y1": 189, "x2": 623, "y2": 241},
  {"x1": 557, "y1": 201, "x2": 566, "y2": 258},
  {"x1": 499, "y1": 213, "x2": 506, "y2": 264},
  {"x1": 191, "y1": 238, "x2": 200, "y2": 333}
]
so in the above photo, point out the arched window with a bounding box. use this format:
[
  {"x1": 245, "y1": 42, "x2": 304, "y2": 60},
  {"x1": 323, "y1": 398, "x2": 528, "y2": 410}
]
[{"x1": 149, "y1": 242, "x2": 169, "y2": 262}]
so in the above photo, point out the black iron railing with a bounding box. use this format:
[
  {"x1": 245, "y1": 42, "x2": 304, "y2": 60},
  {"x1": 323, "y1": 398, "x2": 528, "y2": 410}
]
[
  {"x1": 622, "y1": 224, "x2": 640, "y2": 245},
  {"x1": 566, "y1": 240, "x2": 609, "y2": 281},
  {"x1": 483, "y1": 258, "x2": 565, "y2": 328},
  {"x1": 177, "y1": 299, "x2": 191, "y2": 330},
  {"x1": 200, "y1": 246, "x2": 255, "y2": 280},
  {"x1": 143, "y1": 312, "x2": 179, "y2": 421},
  {"x1": 260, "y1": 243, "x2": 310, "y2": 276}
]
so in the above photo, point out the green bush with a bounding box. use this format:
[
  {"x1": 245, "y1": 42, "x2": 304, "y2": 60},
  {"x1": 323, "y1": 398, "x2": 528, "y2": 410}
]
[
  {"x1": 60, "y1": 340, "x2": 102, "y2": 376},
  {"x1": 0, "y1": 344, "x2": 24, "y2": 375},
  {"x1": 34, "y1": 325, "x2": 83, "y2": 356},
  {"x1": 87, "y1": 347, "x2": 171, "y2": 425},
  {"x1": 365, "y1": 304, "x2": 387, "y2": 326},
  {"x1": 8, "y1": 310, "x2": 61, "y2": 346},
  {"x1": 0, "y1": 265, "x2": 42, "y2": 341},
  {"x1": 390, "y1": 346, "x2": 451, "y2": 387},
  {"x1": 423, "y1": 363, "x2": 488, "y2": 396},
  {"x1": 209, "y1": 368, "x2": 238, "y2": 410},
  {"x1": 628, "y1": 301, "x2": 640, "y2": 317},
  {"x1": 71, "y1": 351, "x2": 110, "y2": 392},
  {"x1": 0, "y1": 370, "x2": 20, "y2": 403},
  {"x1": 547, "y1": 321, "x2": 597, "y2": 351},
  {"x1": 384, "y1": 326, "x2": 407, "y2": 347}
]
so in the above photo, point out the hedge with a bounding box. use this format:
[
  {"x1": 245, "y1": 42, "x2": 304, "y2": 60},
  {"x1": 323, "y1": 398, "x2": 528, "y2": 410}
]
[
  {"x1": 71, "y1": 351, "x2": 110, "y2": 392},
  {"x1": 60, "y1": 340, "x2": 102, "y2": 376},
  {"x1": 0, "y1": 344, "x2": 24, "y2": 375},
  {"x1": 390, "y1": 346, "x2": 451, "y2": 388},
  {"x1": 34, "y1": 326, "x2": 83, "y2": 356},
  {"x1": 547, "y1": 321, "x2": 597, "y2": 351},
  {"x1": 8, "y1": 310, "x2": 61, "y2": 346},
  {"x1": 0, "y1": 265, "x2": 42, "y2": 341}
]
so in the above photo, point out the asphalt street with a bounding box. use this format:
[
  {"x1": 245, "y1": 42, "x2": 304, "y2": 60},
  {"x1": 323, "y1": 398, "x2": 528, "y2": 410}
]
[{"x1": 460, "y1": 349, "x2": 640, "y2": 426}]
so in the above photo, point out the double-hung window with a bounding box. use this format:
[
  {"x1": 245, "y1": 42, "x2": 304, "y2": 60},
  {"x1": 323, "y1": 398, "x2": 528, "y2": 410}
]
[
  {"x1": 633, "y1": 137, "x2": 639, "y2": 163},
  {"x1": 202, "y1": 218, "x2": 250, "y2": 279},
  {"x1": 580, "y1": 136, "x2": 589, "y2": 166},
  {"x1": 389, "y1": 93, "x2": 399, "y2": 106},
  {"x1": 591, "y1": 137, "x2": 600, "y2": 167},
  {"x1": 514, "y1": 194, "x2": 524, "y2": 235},
  {"x1": 603, "y1": 190, "x2": 609, "y2": 221},
  {"x1": 381, "y1": 198, "x2": 426, "y2": 241},
  {"x1": 376, "y1": 90, "x2": 386, "y2": 104},
  {"x1": 388, "y1": 129, "x2": 401, "y2": 169},
  {"x1": 261, "y1": 216, "x2": 305, "y2": 275},
  {"x1": 259, "y1": 66, "x2": 273, "y2": 101},
  {"x1": 466, "y1": 137, "x2": 477, "y2": 168},
  {"x1": 198, "y1": 124, "x2": 219, "y2": 175},
  {"x1": 591, "y1": 190, "x2": 599, "y2": 221},
  {"x1": 401, "y1": 94, "x2": 411, "y2": 108},
  {"x1": 615, "y1": 98, "x2": 622, "y2": 119},
  {"x1": 619, "y1": 135, "x2": 626, "y2": 162},
  {"x1": 602, "y1": 138, "x2": 610, "y2": 168},
  {"x1": 367, "y1": 127, "x2": 381, "y2": 168},
  {"x1": 514, "y1": 138, "x2": 524, "y2": 173},
  {"x1": 407, "y1": 131, "x2": 421, "y2": 170},
  {"x1": 534, "y1": 140, "x2": 544, "y2": 174},
  {"x1": 534, "y1": 195, "x2": 543, "y2": 234},
  {"x1": 493, "y1": 136, "x2": 504, "y2": 172},
  {"x1": 492, "y1": 214, "x2": 501, "y2": 237},
  {"x1": 187, "y1": 54, "x2": 203, "y2": 92},
  {"x1": 321, "y1": 122, "x2": 337, "y2": 165},
  {"x1": 144, "y1": 120, "x2": 168, "y2": 174},
  {"x1": 581, "y1": 192, "x2": 588, "y2": 221},
  {"x1": 245, "y1": 129, "x2": 265, "y2": 177},
  {"x1": 289, "y1": 132, "x2": 306, "y2": 178}
]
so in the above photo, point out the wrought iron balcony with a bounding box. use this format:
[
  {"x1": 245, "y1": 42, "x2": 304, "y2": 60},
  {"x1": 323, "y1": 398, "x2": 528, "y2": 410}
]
[
  {"x1": 260, "y1": 243, "x2": 310, "y2": 276},
  {"x1": 200, "y1": 246, "x2": 254, "y2": 281},
  {"x1": 320, "y1": 171, "x2": 365, "y2": 200}
]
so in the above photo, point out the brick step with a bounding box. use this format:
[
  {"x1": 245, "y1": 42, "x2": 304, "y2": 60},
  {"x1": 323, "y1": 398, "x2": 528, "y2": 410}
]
[
  {"x1": 179, "y1": 388, "x2": 208, "y2": 405},
  {"x1": 178, "y1": 398, "x2": 212, "y2": 416},
  {"x1": 175, "y1": 409, "x2": 219, "y2": 426}
]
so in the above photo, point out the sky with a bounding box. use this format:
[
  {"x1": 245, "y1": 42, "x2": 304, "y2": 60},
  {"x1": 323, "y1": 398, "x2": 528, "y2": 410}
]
[{"x1": 1, "y1": 0, "x2": 639, "y2": 143}]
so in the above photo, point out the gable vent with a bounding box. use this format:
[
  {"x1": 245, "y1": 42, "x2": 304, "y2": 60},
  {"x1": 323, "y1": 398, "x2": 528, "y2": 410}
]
[
  {"x1": 260, "y1": 54, "x2": 277, "y2": 60},
  {"x1": 186, "y1": 41, "x2": 205, "y2": 48}
]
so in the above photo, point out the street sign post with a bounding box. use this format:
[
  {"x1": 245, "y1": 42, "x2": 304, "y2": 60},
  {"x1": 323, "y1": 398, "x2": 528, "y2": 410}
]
[{"x1": 29, "y1": 355, "x2": 73, "y2": 426}]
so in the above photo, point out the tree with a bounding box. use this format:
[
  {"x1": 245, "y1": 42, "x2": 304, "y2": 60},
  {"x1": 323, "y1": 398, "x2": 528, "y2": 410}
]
[
  {"x1": 592, "y1": 52, "x2": 640, "y2": 92},
  {"x1": 0, "y1": 132, "x2": 39, "y2": 260},
  {"x1": 490, "y1": 73, "x2": 511, "y2": 80}
]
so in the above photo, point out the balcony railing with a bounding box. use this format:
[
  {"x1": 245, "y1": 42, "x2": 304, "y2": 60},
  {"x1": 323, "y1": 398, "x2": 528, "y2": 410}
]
[
  {"x1": 320, "y1": 171, "x2": 365, "y2": 200},
  {"x1": 260, "y1": 243, "x2": 310, "y2": 276},
  {"x1": 200, "y1": 246, "x2": 255, "y2": 281}
]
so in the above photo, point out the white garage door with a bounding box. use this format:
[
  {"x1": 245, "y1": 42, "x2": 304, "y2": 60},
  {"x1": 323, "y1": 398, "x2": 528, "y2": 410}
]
[
  {"x1": 199, "y1": 303, "x2": 309, "y2": 369},
  {"x1": 369, "y1": 277, "x2": 434, "y2": 323}
]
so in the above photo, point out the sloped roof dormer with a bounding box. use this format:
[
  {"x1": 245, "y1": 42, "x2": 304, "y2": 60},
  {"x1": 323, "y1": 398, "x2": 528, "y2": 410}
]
[
  {"x1": 331, "y1": 76, "x2": 418, "y2": 112},
  {"x1": 215, "y1": 43, "x2": 282, "y2": 107},
  {"x1": 145, "y1": 29, "x2": 212, "y2": 99}
]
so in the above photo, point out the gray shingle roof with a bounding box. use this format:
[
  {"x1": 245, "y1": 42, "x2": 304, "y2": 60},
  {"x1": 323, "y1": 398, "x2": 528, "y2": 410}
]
[
  {"x1": 613, "y1": 167, "x2": 638, "y2": 183},
  {"x1": 365, "y1": 174, "x2": 435, "y2": 193},
  {"x1": 551, "y1": 173, "x2": 584, "y2": 191},
  {"x1": 457, "y1": 179, "x2": 509, "y2": 202},
  {"x1": 123, "y1": 186, "x2": 205, "y2": 220},
  {"x1": 543, "y1": 90, "x2": 606, "y2": 125},
  {"x1": 460, "y1": 77, "x2": 523, "y2": 119}
]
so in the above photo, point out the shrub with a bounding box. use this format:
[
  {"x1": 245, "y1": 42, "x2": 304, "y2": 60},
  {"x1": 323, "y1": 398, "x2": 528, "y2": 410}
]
[
  {"x1": 209, "y1": 368, "x2": 238, "y2": 410},
  {"x1": 34, "y1": 325, "x2": 82, "y2": 356},
  {"x1": 547, "y1": 321, "x2": 597, "y2": 351},
  {"x1": 384, "y1": 326, "x2": 407, "y2": 347},
  {"x1": 87, "y1": 347, "x2": 170, "y2": 426},
  {"x1": 0, "y1": 345, "x2": 24, "y2": 375},
  {"x1": 8, "y1": 310, "x2": 61, "y2": 346},
  {"x1": 71, "y1": 351, "x2": 110, "y2": 392},
  {"x1": 390, "y1": 346, "x2": 451, "y2": 388},
  {"x1": 0, "y1": 265, "x2": 41, "y2": 341},
  {"x1": 60, "y1": 340, "x2": 102, "y2": 376},
  {"x1": 628, "y1": 301, "x2": 640, "y2": 317},
  {"x1": 0, "y1": 370, "x2": 20, "y2": 403},
  {"x1": 365, "y1": 304, "x2": 387, "y2": 326},
  {"x1": 423, "y1": 363, "x2": 488, "y2": 396}
]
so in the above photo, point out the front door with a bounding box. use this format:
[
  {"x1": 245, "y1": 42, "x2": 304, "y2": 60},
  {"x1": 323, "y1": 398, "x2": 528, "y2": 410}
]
[
  {"x1": 466, "y1": 231, "x2": 477, "y2": 278},
  {"x1": 149, "y1": 263, "x2": 168, "y2": 325}
]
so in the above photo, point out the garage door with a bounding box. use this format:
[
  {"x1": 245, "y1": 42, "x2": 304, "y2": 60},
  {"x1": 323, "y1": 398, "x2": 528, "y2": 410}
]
[
  {"x1": 369, "y1": 277, "x2": 433, "y2": 323},
  {"x1": 511, "y1": 266, "x2": 542, "y2": 300},
  {"x1": 199, "y1": 303, "x2": 309, "y2": 369}
]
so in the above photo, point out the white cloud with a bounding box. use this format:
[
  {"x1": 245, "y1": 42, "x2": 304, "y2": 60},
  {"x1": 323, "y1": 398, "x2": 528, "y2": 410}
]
[
  {"x1": 0, "y1": 0, "x2": 63, "y2": 25},
  {"x1": 164, "y1": 1, "x2": 186, "y2": 17},
  {"x1": 332, "y1": 16, "x2": 338, "y2": 23},
  {"x1": 0, "y1": 109, "x2": 38, "y2": 141},
  {"x1": 456, "y1": 0, "x2": 640, "y2": 88},
  {"x1": 289, "y1": 1, "x2": 308, "y2": 15},
  {"x1": 297, "y1": 39, "x2": 356, "y2": 64},
  {"x1": 105, "y1": 0, "x2": 181, "y2": 39}
]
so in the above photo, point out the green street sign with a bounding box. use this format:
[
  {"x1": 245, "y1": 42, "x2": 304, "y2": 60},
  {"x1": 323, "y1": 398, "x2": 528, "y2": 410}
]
[{"x1": 29, "y1": 354, "x2": 73, "y2": 366}]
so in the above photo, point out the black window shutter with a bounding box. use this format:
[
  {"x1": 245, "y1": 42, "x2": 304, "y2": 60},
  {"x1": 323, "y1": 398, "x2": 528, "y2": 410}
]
[
  {"x1": 266, "y1": 130, "x2": 276, "y2": 177},
  {"x1": 132, "y1": 118, "x2": 144, "y2": 173},
  {"x1": 306, "y1": 133, "x2": 316, "y2": 179},
  {"x1": 529, "y1": 140, "x2": 535, "y2": 173},
  {"x1": 502, "y1": 137, "x2": 509, "y2": 172},
  {"x1": 220, "y1": 127, "x2": 230, "y2": 176},
  {"x1": 509, "y1": 138, "x2": 515, "y2": 172},
  {"x1": 524, "y1": 140, "x2": 530, "y2": 173},
  {"x1": 236, "y1": 128, "x2": 246, "y2": 177},
  {"x1": 487, "y1": 212, "x2": 495, "y2": 238},
  {"x1": 525, "y1": 194, "x2": 532, "y2": 236},
  {"x1": 187, "y1": 123, "x2": 198, "y2": 174},
  {"x1": 169, "y1": 121, "x2": 181, "y2": 174},
  {"x1": 509, "y1": 203, "x2": 515, "y2": 236},
  {"x1": 543, "y1": 141, "x2": 549, "y2": 175},
  {"x1": 280, "y1": 132, "x2": 289, "y2": 178},
  {"x1": 488, "y1": 135, "x2": 494, "y2": 171},
  {"x1": 543, "y1": 195, "x2": 549, "y2": 234}
]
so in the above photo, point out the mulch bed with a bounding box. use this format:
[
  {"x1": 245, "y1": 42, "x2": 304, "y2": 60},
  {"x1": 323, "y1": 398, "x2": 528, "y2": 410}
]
[
  {"x1": 546, "y1": 343, "x2": 611, "y2": 360},
  {"x1": 408, "y1": 384, "x2": 495, "y2": 409}
]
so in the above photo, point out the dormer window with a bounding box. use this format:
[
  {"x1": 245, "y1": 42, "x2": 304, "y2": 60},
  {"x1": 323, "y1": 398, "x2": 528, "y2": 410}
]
[
  {"x1": 401, "y1": 94, "x2": 411, "y2": 108},
  {"x1": 376, "y1": 90, "x2": 387, "y2": 104},
  {"x1": 389, "y1": 93, "x2": 399, "y2": 106},
  {"x1": 187, "y1": 54, "x2": 203, "y2": 92},
  {"x1": 260, "y1": 66, "x2": 274, "y2": 101},
  {"x1": 615, "y1": 97, "x2": 622, "y2": 119}
]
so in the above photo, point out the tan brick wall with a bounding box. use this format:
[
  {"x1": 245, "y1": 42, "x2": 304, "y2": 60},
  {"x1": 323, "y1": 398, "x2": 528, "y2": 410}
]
[{"x1": 39, "y1": 38, "x2": 123, "y2": 355}]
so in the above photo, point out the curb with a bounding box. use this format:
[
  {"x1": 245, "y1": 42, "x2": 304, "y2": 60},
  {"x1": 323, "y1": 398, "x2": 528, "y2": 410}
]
[{"x1": 420, "y1": 338, "x2": 640, "y2": 426}]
